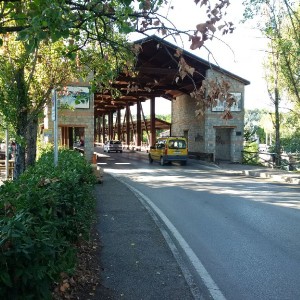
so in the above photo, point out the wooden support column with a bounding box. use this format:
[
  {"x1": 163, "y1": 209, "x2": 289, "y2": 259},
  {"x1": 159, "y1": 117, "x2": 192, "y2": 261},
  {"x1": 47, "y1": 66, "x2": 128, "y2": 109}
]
[
  {"x1": 113, "y1": 115, "x2": 117, "y2": 140},
  {"x1": 117, "y1": 108, "x2": 121, "y2": 141},
  {"x1": 61, "y1": 127, "x2": 65, "y2": 146},
  {"x1": 121, "y1": 112, "x2": 126, "y2": 143},
  {"x1": 136, "y1": 100, "x2": 142, "y2": 151},
  {"x1": 97, "y1": 115, "x2": 101, "y2": 143},
  {"x1": 94, "y1": 116, "x2": 97, "y2": 143},
  {"x1": 129, "y1": 109, "x2": 135, "y2": 147},
  {"x1": 61, "y1": 126, "x2": 68, "y2": 147},
  {"x1": 102, "y1": 114, "x2": 106, "y2": 143},
  {"x1": 68, "y1": 127, "x2": 73, "y2": 149},
  {"x1": 141, "y1": 105, "x2": 150, "y2": 146},
  {"x1": 150, "y1": 97, "x2": 156, "y2": 146},
  {"x1": 108, "y1": 111, "x2": 113, "y2": 140},
  {"x1": 126, "y1": 103, "x2": 130, "y2": 149}
]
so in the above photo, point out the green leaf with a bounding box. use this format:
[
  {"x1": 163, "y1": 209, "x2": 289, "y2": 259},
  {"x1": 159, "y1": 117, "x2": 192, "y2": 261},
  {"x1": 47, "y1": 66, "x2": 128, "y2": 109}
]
[
  {"x1": 120, "y1": 23, "x2": 134, "y2": 34},
  {"x1": 123, "y1": 0, "x2": 133, "y2": 5},
  {"x1": 0, "y1": 272, "x2": 13, "y2": 287}
]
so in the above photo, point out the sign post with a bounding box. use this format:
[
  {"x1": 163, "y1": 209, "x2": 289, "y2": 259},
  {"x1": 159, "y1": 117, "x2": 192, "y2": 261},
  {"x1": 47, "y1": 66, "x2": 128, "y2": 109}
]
[
  {"x1": 52, "y1": 89, "x2": 58, "y2": 167},
  {"x1": 5, "y1": 127, "x2": 9, "y2": 179}
]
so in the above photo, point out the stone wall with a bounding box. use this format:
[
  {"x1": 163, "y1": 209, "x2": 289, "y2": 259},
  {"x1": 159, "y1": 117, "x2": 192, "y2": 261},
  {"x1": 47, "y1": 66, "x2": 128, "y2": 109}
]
[
  {"x1": 171, "y1": 69, "x2": 246, "y2": 163},
  {"x1": 205, "y1": 70, "x2": 245, "y2": 162},
  {"x1": 171, "y1": 94, "x2": 205, "y2": 152}
]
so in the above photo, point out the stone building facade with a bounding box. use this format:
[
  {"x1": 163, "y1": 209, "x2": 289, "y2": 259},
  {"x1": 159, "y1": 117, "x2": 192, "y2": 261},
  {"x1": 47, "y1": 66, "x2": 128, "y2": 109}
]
[{"x1": 171, "y1": 69, "x2": 246, "y2": 163}]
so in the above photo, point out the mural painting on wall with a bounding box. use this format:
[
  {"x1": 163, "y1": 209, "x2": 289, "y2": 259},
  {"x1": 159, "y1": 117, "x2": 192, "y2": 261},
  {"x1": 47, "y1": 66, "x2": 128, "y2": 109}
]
[
  {"x1": 57, "y1": 86, "x2": 90, "y2": 109},
  {"x1": 212, "y1": 92, "x2": 242, "y2": 112}
]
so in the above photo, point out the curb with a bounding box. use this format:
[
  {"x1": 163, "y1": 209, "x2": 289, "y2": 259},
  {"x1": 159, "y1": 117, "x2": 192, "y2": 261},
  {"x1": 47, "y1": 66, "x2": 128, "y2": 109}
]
[{"x1": 243, "y1": 170, "x2": 300, "y2": 184}]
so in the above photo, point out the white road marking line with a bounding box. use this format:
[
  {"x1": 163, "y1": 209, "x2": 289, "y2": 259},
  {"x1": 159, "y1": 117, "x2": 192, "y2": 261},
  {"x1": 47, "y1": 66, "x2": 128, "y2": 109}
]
[{"x1": 112, "y1": 174, "x2": 226, "y2": 300}]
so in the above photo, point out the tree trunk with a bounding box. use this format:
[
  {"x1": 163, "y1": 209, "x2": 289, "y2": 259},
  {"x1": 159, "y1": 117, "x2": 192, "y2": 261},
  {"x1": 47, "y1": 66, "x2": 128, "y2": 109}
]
[
  {"x1": 13, "y1": 68, "x2": 28, "y2": 180},
  {"x1": 26, "y1": 114, "x2": 38, "y2": 167},
  {"x1": 274, "y1": 87, "x2": 281, "y2": 166}
]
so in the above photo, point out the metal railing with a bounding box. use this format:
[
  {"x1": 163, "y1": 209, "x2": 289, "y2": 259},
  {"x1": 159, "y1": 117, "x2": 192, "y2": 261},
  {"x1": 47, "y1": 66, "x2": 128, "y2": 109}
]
[{"x1": 242, "y1": 151, "x2": 300, "y2": 171}]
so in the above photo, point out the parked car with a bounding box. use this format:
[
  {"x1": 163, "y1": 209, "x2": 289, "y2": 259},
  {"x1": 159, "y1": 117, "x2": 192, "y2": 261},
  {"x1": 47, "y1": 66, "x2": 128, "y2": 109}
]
[
  {"x1": 149, "y1": 136, "x2": 188, "y2": 165},
  {"x1": 103, "y1": 140, "x2": 123, "y2": 153}
]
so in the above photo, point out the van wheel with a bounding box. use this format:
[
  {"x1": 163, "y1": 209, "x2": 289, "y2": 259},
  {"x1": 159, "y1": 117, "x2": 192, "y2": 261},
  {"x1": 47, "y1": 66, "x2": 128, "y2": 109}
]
[
  {"x1": 149, "y1": 155, "x2": 153, "y2": 163},
  {"x1": 160, "y1": 157, "x2": 165, "y2": 166},
  {"x1": 181, "y1": 161, "x2": 187, "y2": 166}
]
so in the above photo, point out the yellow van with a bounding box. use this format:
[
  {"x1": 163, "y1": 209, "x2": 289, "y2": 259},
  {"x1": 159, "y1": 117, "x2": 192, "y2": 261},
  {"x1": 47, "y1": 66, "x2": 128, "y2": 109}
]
[{"x1": 149, "y1": 137, "x2": 188, "y2": 166}]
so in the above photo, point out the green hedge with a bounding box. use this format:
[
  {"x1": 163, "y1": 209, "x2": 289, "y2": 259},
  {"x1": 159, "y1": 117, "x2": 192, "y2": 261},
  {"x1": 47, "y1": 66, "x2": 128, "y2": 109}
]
[{"x1": 0, "y1": 149, "x2": 97, "y2": 299}]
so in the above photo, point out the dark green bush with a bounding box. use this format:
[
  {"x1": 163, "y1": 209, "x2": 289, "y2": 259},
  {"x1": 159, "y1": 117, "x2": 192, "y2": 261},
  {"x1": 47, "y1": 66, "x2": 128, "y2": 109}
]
[{"x1": 0, "y1": 149, "x2": 96, "y2": 299}]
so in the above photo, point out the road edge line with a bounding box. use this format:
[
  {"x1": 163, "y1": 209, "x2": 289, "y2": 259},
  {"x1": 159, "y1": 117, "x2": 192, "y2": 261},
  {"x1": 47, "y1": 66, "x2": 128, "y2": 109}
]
[{"x1": 112, "y1": 174, "x2": 226, "y2": 300}]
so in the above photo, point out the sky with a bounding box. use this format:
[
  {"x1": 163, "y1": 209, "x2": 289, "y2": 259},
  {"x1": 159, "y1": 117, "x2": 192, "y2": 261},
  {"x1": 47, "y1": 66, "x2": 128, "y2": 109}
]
[{"x1": 130, "y1": 0, "x2": 272, "y2": 115}]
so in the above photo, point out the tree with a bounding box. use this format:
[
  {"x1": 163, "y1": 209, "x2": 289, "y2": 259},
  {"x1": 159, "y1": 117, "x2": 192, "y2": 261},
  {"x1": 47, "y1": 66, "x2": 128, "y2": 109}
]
[
  {"x1": 279, "y1": 111, "x2": 300, "y2": 153},
  {"x1": 274, "y1": 3, "x2": 300, "y2": 105},
  {"x1": 243, "y1": 0, "x2": 300, "y2": 165},
  {"x1": 0, "y1": 35, "x2": 78, "y2": 177},
  {"x1": 0, "y1": 0, "x2": 235, "y2": 178},
  {"x1": 265, "y1": 31, "x2": 281, "y2": 165},
  {"x1": 0, "y1": 1, "x2": 234, "y2": 51},
  {"x1": 155, "y1": 114, "x2": 171, "y2": 123},
  {"x1": 244, "y1": 109, "x2": 266, "y2": 144}
]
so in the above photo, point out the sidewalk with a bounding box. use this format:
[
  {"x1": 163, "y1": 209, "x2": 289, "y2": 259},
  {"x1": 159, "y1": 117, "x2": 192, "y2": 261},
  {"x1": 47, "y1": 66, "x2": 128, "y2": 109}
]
[
  {"x1": 214, "y1": 161, "x2": 300, "y2": 184},
  {"x1": 94, "y1": 175, "x2": 197, "y2": 300}
]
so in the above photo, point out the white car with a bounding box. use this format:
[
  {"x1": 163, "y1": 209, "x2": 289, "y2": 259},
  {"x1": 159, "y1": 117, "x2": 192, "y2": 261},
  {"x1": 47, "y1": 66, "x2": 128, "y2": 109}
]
[{"x1": 103, "y1": 140, "x2": 123, "y2": 153}]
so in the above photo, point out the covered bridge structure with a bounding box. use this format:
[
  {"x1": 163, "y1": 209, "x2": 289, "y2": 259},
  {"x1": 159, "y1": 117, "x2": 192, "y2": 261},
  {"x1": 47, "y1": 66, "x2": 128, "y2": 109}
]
[
  {"x1": 44, "y1": 35, "x2": 249, "y2": 162},
  {"x1": 93, "y1": 35, "x2": 220, "y2": 148}
]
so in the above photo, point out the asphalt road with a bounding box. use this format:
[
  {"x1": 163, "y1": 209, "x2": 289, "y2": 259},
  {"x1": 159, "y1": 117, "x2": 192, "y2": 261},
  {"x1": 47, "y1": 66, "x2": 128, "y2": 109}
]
[{"x1": 98, "y1": 150, "x2": 300, "y2": 300}]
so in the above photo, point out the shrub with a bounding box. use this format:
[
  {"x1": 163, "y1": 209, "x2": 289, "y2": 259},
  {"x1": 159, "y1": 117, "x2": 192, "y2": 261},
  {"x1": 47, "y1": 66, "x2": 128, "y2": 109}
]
[
  {"x1": 0, "y1": 149, "x2": 96, "y2": 299},
  {"x1": 242, "y1": 142, "x2": 260, "y2": 165}
]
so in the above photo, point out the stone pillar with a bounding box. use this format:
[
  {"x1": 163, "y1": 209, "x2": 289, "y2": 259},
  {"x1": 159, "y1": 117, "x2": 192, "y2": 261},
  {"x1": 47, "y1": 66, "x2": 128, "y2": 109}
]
[{"x1": 205, "y1": 126, "x2": 216, "y2": 157}]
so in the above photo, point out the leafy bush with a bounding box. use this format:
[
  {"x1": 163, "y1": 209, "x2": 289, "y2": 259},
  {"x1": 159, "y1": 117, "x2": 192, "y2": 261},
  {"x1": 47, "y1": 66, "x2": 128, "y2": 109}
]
[
  {"x1": 0, "y1": 149, "x2": 96, "y2": 299},
  {"x1": 242, "y1": 142, "x2": 261, "y2": 165},
  {"x1": 243, "y1": 141, "x2": 259, "y2": 153},
  {"x1": 281, "y1": 134, "x2": 300, "y2": 153}
]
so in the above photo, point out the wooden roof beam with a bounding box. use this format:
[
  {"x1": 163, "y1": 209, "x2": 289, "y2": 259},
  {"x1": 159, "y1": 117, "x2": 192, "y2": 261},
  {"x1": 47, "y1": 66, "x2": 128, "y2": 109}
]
[{"x1": 136, "y1": 67, "x2": 178, "y2": 76}]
